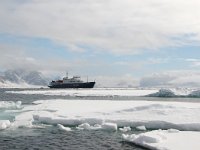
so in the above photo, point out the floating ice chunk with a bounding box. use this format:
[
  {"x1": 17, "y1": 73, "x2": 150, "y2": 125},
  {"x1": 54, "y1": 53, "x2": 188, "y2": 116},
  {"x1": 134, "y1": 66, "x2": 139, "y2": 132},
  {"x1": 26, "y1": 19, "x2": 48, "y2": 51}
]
[
  {"x1": 147, "y1": 89, "x2": 176, "y2": 97},
  {"x1": 102, "y1": 122, "x2": 117, "y2": 131},
  {"x1": 31, "y1": 124, "x2": 52, "y2": 129},
  {"x1": 136, "y1": 125, "x2": 146, "y2": 131},
  {"x1": 57, "y1": 124, "x2": 72, "y2": 131},
  {"x1": 12, "y1": 120, "x2": 33, "y2": 128},
  {"x1": 167, "y1": 128, "x2": 179, "y2": 133},
  {"x1": 76, "y1": 122, "x2": 117, "y2": 131},
  {"x1": 0, "y1": 101, "x2": 22, "y2": 109},
  {"x1": 12, "y1": 110, "x2": 35, "y2": 128},
  {"x1": 119, "y1": 126, "x2": 131, "y2": 132},
  {"x1": 16, "y1": 101, "x2": 22, "y2": 108},
  {"x1": 122, "y1": 129, "x2": 200, "y2": 150},
  {"x1": 134, "y1": 134, "x2": 161, "y2": 143},
  {"x1": 76, "y1": 123, "x2": 102, "y2": 130},
  {"x1": 77, "y1": 123, "x2": 91, "y2": 130},
  {"x1": 122, "y1": 131, "x2": 167, "y2": 150},
  {"x1": 0, "y1": 120, "x2": 11, "y2": 130},
  {"x1": 94, "y1": 124, "x2": 102, "y2": 128},
  {"x1": 82, "y1": 118, "x2": 103, "y2": 125}
]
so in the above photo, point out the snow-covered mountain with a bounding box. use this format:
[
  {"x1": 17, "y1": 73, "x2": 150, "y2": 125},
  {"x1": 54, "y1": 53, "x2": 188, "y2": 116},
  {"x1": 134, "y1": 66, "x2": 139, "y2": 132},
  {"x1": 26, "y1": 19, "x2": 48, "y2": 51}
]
[{"x1": 0, "y1": 69, "x2": 49, "y2": 87}]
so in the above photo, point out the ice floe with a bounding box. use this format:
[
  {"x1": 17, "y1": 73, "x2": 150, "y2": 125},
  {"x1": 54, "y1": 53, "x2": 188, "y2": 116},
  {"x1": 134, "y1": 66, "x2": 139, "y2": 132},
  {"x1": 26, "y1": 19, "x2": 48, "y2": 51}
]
[
  {"x1": 122, "y1": 129, "x2": 200, "y2": 150},
  {"x1": 75, "y1": 122, "x2": 117, "y2": 131},
  {"x1": 77, "y1": 123, "x2": 101, "y2": 130},
  {"x1": 57, "y1": 124, "x2": 72, "y2": 131},
  {"x1": 9, "y1": 99, "x2": 200, "y2": 131},
  {"x1": 136, "y1": 125, "x2": 146, "y2": 131},
  {"x1": 1, "y1": 98, "x2": 200, "y2": 133},
  {"x1": 0, "y1": 120, "x2": 11, "y2": 130},
  {"x1": 119, "y1": 126, "x2": 131, "y2": 132},
  {"x1": 102, "y1": 122, "x2": 117, "y2": 131},
  {"x1": 0, "y1": 101, "x2": 21, "y2": 109}
]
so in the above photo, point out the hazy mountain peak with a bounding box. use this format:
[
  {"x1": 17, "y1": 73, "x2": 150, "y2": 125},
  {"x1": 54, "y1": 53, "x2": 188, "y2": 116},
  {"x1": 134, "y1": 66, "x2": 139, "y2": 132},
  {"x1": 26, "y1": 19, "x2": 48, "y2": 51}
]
[{"x1": 0, "y1": 69, "x2": 49, "y2": 87}]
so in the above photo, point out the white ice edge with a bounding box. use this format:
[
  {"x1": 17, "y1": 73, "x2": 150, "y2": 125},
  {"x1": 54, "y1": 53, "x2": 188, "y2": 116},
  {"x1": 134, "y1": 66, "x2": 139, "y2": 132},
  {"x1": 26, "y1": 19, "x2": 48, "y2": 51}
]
[
  {"x1": 0, "y1": 120, "x2": 11, "y2": 130},
  {"x1": 122, "y1": 129, "x2": 200, "y2": 150},
  {"x1": 6, "y1": 88, "x2": 200, "y2": 97},
  {"x1": 6, "y1": 88, "x2": 158, "y2": 97}
]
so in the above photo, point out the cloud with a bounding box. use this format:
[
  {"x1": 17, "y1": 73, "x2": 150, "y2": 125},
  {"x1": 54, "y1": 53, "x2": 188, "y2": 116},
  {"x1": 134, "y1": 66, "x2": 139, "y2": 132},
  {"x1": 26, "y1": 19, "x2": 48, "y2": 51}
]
[
  {"x1": 95, "y1": 74, "x2": 139, "y2": 87},
  {"x1": 147, "y1": 58, "x2": 169, "y2": 64},
  {"x1": 0, "y1": 44, "x2": 72, "y2": 74},
  {"x1": 140, "y1": 70, "x2": 200, "y2": 87},
  {"x1": 0, "y1": 0, "x2": 200, "y2": 54},
  {"x1": 185, "y1": 58, "x2": 200, "y2": 67}
]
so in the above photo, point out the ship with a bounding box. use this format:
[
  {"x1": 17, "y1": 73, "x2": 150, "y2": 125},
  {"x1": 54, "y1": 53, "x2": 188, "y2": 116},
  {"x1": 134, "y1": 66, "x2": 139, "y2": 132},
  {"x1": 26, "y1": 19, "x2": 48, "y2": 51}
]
[{"x1": 48, "y1": 73, "x2": 95, "y2": 88}]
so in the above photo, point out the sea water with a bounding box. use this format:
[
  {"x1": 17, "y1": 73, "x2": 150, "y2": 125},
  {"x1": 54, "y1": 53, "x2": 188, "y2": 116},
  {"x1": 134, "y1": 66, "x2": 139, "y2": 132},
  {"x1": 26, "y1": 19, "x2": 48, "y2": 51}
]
[{"x1": 0, "y1": 88, "x2": 200, "y2": 150}]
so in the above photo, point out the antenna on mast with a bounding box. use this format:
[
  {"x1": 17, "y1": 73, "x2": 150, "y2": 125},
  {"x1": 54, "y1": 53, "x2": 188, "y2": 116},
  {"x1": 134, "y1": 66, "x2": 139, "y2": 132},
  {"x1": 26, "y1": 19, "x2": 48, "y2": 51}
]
[{"x1": 66, "y1": 71, "x2": 68, "y2": 78}]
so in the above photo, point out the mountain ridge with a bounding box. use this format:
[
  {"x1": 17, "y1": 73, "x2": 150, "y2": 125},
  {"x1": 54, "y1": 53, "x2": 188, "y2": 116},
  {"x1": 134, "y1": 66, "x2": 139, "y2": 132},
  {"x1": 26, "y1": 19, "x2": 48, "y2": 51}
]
[{"x1": 0, "y1": 69, "x2": 49, "y2": 87}]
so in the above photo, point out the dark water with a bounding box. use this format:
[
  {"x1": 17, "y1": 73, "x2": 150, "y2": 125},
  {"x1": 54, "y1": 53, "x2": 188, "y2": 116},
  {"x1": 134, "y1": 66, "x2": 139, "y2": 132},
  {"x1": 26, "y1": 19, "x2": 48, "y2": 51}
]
[
  {"x1": 0, "y1": 127, "x2": 147, "y2": 150},
  {"x1": 0, "y1": 88, "x2": 148, "y2": 150}
]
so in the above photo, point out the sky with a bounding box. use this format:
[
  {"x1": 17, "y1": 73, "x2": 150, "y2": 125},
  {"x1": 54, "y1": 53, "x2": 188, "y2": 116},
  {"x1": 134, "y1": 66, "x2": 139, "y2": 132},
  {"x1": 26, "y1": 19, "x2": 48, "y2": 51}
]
[{"x1": 1, "y1": 0, "x2": 200, "y2": 87}]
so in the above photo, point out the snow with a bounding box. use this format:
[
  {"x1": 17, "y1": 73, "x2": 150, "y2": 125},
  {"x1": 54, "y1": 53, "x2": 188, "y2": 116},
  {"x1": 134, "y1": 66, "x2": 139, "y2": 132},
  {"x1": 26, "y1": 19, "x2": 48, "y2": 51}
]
[
  {"x1": 76, "y1": 122, "x2": 117, "y2": 131},
  {"x1": 101, "y1": 122, "x2": 117, "y2": 131},
  {"x1": 11, "y1": 99, "x2": 200, "y2": 131},
  {"x1": 119, "y1": 126, "x2": 131, "y2": 132},
  {"x1": 136, "y1": 125, "x2": 146, "y2": 131},
  {"x1": 77, "y1": 123, "x2": 92, "y2": 130},
  {"x1": 6, "y1": 88, "x2": 158, "y2": 97},
  {"x1": 76, "y1": 123, "x2": 102, "y2": 130},
  {"x1": 0, "y1": 99, "x2": 199, "y2": 132},
  {"x1": 57, "y1": 124, "x2": 72, "y2": 131},
  {"x1": 0, "y1": 120, "x2": 11, "y2": 130},
  {"x1": 122, "y1": 129, "x2": 200, "y2": 150},
  {"x1": 0, "y1": 101, "x2": 21, "y2": 109}
]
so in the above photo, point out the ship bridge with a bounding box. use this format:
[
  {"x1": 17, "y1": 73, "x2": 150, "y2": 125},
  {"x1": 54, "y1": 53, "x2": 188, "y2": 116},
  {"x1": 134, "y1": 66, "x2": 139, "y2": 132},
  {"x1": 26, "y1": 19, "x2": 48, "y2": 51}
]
[{"x1": 63, "y1": 76, "x2": 83, "y2": 83}]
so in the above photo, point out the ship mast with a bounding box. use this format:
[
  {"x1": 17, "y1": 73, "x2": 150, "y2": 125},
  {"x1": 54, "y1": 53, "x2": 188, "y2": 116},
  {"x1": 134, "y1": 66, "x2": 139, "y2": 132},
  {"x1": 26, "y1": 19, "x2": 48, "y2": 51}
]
[{"x1": 66, "y1": 71, "x2": 68, "y2": 78}]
